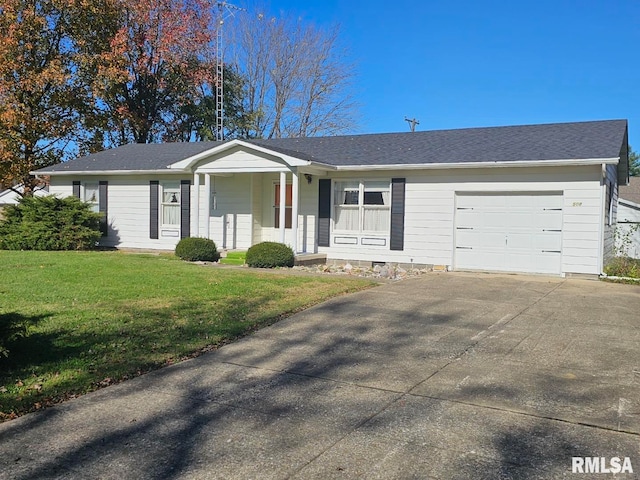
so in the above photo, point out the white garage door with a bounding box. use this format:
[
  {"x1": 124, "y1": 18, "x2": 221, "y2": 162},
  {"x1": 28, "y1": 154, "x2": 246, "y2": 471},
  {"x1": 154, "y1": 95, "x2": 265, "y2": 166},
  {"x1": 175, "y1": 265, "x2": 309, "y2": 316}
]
[{"x1": 455, "y1": 193, "x2": 563, "y2": 275}]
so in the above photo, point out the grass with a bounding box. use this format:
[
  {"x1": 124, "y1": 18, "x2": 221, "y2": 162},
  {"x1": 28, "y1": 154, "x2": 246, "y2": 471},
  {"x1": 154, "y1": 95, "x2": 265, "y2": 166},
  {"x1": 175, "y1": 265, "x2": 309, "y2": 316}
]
[
  {"x1": 0, "y1": 251, "x2": 374, "y2": 420},
  {"x1": 219, "y1": 251, "x2": 246, "y2": 265},
  {"x1": 604, "y1": 256, "x2": 640, "y2": 281}
]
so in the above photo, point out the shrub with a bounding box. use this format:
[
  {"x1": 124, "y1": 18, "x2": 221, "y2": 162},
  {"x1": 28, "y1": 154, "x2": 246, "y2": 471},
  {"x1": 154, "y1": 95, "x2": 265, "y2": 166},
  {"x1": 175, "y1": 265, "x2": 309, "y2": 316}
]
[
  {"x1": 175, "y1": 237, "x2": 220, "y2": 262},
  {"x1": 246, "y1": 242, "x2": 294, "y2": 268},
  {"x1": 0, "y1": 196, "x2": 101, "y2": 250},
  {"x1": 604, "y1": 256, "x2": 640, "y2": 279}
]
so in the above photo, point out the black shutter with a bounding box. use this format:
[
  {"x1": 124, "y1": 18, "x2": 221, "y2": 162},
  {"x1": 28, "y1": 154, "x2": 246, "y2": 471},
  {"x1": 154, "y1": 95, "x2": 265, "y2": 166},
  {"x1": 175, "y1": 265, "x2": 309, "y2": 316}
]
[
  {"x1": 180, "y1": 180, "x2": 190, "y2": 239},
  {"x1": 150, "y1": 181, "x2": 159, "y2": 239},
  {"x1": 318, "y1": 179, "x2": 331, "y2": 247},
  {"x1": 72, "y1": 181, "x2": 80, "y2": 198},
  {"x1": 99, "y1": 181, "x2": 108, "y2": 236},
  {"x1": 390, "y1": 178, "x2": 405, "y2": 251}
]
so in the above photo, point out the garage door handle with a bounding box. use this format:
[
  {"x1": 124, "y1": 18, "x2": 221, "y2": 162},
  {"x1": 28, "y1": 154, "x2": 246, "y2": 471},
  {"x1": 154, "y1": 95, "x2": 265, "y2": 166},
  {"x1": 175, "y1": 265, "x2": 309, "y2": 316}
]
[
  {"x1": 457, "y1": 207, "x2": 474, "y2": 210},
  {"x1": 543, "y1": 208, "x2": 562, "y2": 211},
  {"x1": 456, "y1": 227, "x2": 474, "y2": 230},
  {"x1": 543, "y1": 229, "x2": 561, "y2": 232},
  {"x1": 456, "y1": 246, "x2": 473, "y2": 249},
  {"x1": 542, "y1": 250, "x2": 561, "y2": 253}
]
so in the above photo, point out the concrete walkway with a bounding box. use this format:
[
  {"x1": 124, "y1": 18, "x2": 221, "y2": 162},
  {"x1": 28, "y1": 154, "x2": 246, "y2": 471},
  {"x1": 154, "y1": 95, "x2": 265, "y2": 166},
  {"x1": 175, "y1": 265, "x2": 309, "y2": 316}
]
[{"x1": 1, "y1": 273, "x2": 639, "y2": 479}]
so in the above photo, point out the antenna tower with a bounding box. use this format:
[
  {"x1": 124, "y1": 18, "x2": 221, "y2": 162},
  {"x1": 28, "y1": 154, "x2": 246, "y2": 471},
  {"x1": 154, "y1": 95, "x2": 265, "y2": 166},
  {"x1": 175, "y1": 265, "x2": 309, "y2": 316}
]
[{"x1": 216, "y1": 2, "x2": 245, "y2": 141}]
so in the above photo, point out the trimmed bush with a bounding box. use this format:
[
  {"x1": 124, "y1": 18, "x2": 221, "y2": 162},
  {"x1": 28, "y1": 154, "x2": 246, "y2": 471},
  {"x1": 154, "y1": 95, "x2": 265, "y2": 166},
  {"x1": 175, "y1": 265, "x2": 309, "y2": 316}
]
[
  {"x1": 0, "y1": 195, "x2": 101, "y2": 250},
  {"x1": 175, "y1": 237, "x2": 220, "y2": 262},
  {"x1": 246, "y1": 242, "x2": 294, "y2": 268}
]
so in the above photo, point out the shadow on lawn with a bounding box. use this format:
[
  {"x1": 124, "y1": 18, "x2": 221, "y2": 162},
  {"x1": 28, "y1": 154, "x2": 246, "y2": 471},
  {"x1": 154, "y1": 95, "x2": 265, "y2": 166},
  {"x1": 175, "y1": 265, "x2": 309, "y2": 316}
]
[
  {"x1": 0, "y1": 312, "x2": 51, "y2": 359},
  {"x1": 0, "y1": 277, "x2": 638, "y2": 479}
]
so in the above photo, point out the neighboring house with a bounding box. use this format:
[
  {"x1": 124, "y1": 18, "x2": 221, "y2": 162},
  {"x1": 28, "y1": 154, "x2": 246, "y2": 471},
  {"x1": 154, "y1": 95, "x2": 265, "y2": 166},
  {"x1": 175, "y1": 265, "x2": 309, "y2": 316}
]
[
  {"x1": 0, "y1": 185, "x2": 48, "y2": 219},
  {"x1": 34, "y1": 119, "x2": 629, "y2": 277},
  {"x1": 617, "y1": 177, "x2": 640, "y2": 259}
]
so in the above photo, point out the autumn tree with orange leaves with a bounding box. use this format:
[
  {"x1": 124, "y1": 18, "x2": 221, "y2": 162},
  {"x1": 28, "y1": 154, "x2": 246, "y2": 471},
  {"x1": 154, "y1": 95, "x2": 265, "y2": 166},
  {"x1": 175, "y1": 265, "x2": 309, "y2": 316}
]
[
  {"x1": 91, "y1": 0, "x2": 218, "y2": 146},
  {"x1": 0, "y1": 0, "x2": 218, "y2": 194},
  {"x1": 0, "y1": 0, "x2": 104, "y2": 195}
]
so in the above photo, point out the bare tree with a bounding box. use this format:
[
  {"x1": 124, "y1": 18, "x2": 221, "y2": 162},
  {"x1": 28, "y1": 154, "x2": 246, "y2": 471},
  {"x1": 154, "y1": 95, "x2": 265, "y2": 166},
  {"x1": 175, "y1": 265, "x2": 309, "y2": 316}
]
[{"x1": 226, "y1": 9, "x2": 356, "y2": 138}]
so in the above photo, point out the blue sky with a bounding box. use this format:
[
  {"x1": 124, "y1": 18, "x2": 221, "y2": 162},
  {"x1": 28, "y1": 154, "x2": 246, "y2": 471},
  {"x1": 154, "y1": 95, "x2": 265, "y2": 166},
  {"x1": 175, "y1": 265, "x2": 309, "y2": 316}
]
[{"x1": 243, "y1": 0, "x2": 639, "y2": 148}]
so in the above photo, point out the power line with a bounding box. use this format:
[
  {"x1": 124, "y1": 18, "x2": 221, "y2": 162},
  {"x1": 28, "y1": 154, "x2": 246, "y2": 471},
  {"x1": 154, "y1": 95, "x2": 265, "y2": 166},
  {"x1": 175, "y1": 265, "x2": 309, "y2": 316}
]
[{"x1": 404, "y1": 117, "x2": 420, "y2": 132}]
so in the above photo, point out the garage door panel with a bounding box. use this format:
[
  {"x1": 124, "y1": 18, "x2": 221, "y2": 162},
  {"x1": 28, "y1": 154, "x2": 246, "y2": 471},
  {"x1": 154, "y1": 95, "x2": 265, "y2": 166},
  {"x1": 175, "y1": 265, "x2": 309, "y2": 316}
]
[
  {"x1": 456, "y1": 249, "x2": 506, "y2": 270},
  {"x1": 455, "y1": 193, "x2": 563, "y2": 275}
]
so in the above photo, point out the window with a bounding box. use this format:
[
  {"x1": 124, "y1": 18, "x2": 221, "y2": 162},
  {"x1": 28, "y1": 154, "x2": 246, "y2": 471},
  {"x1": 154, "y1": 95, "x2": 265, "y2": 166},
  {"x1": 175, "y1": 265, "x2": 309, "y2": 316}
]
[
  {"x1": 84, "y1": 183, "x2": 99, "y2": 212},
  {"x1": 274, "y1": 183, "x2": 292, "y2": 228},
  {"x1": 334, "y1": 180, "x2": 390, "y2": 232},
  {"x1": 161, "y1": 182, "x2": 180, "y2": 226}
]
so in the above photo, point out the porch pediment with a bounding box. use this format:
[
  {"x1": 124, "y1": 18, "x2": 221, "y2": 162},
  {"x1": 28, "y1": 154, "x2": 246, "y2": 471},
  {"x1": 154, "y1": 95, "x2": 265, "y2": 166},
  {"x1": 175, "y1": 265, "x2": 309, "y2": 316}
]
[{"x1": 168, "y1": 139, "x2": 312, "y2": 173}]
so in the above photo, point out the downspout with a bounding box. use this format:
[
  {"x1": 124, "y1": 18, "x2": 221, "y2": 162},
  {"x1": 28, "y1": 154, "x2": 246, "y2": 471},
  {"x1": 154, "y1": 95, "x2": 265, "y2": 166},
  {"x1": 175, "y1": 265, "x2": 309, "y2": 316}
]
[{"x1": 597, "y1": 163, "x2": 606, "y2": 275}]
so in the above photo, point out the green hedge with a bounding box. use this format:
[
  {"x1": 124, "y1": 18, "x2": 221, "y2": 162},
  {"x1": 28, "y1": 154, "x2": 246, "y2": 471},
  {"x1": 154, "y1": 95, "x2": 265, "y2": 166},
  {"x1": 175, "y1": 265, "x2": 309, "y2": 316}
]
[
  {"x1": 246, "y1": 242, "x2": 294, "y2": 268},
  {"x1": 175, "y1": 237, "x2": 220, "y2": 262},
  {"x1": 0, "y1": 196, "x2": 101, "y2": 250}
]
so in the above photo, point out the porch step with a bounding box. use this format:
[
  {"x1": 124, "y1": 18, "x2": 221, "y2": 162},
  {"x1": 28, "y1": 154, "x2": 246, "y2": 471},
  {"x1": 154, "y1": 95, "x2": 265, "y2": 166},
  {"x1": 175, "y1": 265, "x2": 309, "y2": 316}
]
[{"x1": 294, "y1": 253, "x2": 327, "y2": 266}]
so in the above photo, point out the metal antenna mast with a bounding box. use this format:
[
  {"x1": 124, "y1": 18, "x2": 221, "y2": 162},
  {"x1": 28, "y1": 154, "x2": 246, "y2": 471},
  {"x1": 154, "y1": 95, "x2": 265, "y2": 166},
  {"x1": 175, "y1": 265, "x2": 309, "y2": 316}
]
[
  {"x1": 216, "y1": 2, "x2": 245, "y2": 141},
  {"x1": 404, "y1": 117, "x2": 420, "y2": 132}
]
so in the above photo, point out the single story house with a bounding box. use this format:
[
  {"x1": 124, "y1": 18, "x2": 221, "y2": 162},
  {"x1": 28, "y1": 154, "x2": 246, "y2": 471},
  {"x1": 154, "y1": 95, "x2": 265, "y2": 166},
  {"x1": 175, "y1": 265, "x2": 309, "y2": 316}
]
[
  {"x1": 34, "y1": 119, "x2": 629, "y2": 277},
  {"x1": 617, "y1": 177, "x2": 640, "y2": 258}
]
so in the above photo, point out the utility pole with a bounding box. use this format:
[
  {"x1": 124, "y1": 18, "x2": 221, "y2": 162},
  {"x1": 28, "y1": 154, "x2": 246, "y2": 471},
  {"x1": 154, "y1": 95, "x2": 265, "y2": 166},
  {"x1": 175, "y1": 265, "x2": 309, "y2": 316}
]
[
  {"x1": 404, "y1": 117, "x2": 420, "y2": 132},
  {"x1": 216, "y1": 2, "x2": 245, "y2": 141}
]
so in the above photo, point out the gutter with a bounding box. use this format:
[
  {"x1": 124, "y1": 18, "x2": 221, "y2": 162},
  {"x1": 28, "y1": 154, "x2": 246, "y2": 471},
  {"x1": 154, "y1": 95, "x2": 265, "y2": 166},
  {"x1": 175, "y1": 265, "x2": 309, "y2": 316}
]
[
  {"x1": 334, "y1": 157, "x2": 620, "y2": 171},
  {"x1": 30, "y1": 169, "x2": 185, "y2": 176}
]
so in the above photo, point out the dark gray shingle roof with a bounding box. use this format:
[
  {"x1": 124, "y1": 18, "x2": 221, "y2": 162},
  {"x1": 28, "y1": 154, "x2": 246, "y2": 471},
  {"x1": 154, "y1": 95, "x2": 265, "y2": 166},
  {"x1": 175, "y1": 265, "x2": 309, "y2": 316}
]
[{"x1": 37, "y1": 119, "x2": 628, "y2": 173}]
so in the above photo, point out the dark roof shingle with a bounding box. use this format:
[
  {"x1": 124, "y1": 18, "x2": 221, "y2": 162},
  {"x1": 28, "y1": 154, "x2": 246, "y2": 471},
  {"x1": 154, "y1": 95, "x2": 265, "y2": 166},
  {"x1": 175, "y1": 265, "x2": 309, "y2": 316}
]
[{"x1": 37, "y1": 119, "x2": 628, "y2": 173}]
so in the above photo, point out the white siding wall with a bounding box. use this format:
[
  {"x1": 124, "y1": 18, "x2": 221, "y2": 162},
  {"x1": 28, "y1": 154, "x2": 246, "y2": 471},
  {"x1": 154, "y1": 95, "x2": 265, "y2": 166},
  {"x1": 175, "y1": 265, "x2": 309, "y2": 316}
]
[
  {"x1": 207, "y1": 174, "x2": 252, "y2": 250},
  {"x1": 317, "y1": 166, "x2": 604, "y2": 275},
  {"x1": 252, "y1": 175, "x2": 263, "y2": 245},
  {"x1": 617, "y1": 201, "x2": 640, "y2": 259},
  {"x1": 49, "y1": 164, "x2": 607, "y2": 275},
  {"x1": 49, "y1": 175, "x2": 193, "y2": 250}
]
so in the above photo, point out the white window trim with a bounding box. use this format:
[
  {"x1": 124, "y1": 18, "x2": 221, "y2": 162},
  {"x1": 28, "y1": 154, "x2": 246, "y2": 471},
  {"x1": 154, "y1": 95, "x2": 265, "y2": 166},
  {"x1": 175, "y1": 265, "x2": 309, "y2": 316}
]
[
  {"x1": 332, "y1": 179, "x2": 391, "y2": 234},
  {"x1": 160, "y1": 182, "x2": 181, "y2": 228},
  {"x1": 83, "y1": 182, "x2": 99, "y2": 212}
]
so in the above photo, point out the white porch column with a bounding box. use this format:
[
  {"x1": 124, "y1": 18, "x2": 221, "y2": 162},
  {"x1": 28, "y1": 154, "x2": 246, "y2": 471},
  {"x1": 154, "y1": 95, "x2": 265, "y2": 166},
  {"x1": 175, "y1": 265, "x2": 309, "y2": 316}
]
[
  {"x1": 193, "y1": 172, "x2": 200, "y2": 237},
  {"x1": 291, "y1": 169, "x2": 299, "y2": 254},
  {"x1": 279, "y1": 171, "x2": 286, "y2": 243},
  {"x1": 204, "y1": 174, "x2": 211, "y2": 239}
]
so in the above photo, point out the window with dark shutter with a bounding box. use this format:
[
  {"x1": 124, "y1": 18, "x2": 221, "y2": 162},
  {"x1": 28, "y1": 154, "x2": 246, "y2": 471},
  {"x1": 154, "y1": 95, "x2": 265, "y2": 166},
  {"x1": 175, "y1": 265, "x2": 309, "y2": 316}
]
[
  {"x1": 390, "y1": 178, "x2": 405, "y2": 251},
  {"x1": 150, "y1": 181, "x2": 159, "y2": 239},
  {"x1": 99, "y1": 181, "x2": 108, "y2": 236},
  {"x1": 180, "y1": 180, "x2": 190, "y2": 238},
  {"x1": 318, "y1": 179, "x2": 331, "y2": 247}
]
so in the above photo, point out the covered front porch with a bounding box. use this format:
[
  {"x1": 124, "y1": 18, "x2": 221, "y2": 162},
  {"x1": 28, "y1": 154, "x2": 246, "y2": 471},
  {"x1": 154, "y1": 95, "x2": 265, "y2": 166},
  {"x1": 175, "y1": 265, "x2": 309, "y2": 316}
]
[{"x1": 173, "y1": 140, "x2": 328, "y2": 255}]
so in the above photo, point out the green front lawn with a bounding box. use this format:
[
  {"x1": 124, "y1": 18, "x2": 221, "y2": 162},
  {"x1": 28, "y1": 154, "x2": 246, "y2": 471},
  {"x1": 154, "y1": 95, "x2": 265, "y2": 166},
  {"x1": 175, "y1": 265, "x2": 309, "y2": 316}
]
[{"x1": 0, "y1": 251, "x2": 374, "y2": 420}]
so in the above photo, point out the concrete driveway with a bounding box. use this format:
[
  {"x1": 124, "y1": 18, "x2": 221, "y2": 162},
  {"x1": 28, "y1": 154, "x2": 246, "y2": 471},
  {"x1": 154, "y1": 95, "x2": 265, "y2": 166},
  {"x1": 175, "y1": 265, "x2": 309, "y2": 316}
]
[{"x1": 1, "y1": 273, "x2": 639, "y2": 479}]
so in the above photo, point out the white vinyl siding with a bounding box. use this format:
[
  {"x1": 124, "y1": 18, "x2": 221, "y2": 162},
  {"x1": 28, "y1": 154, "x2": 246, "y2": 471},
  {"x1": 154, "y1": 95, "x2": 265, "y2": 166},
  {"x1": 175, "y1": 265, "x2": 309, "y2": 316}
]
[
  {"x1": 49, "y1": 175, "x2": 193, "y2": 250},
  {"x1": 207, "y1": 174, "x2": 252, "y2": 250},
  {"x1": 317, "y1": 165, "x2": 604, "y2": 275}
]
